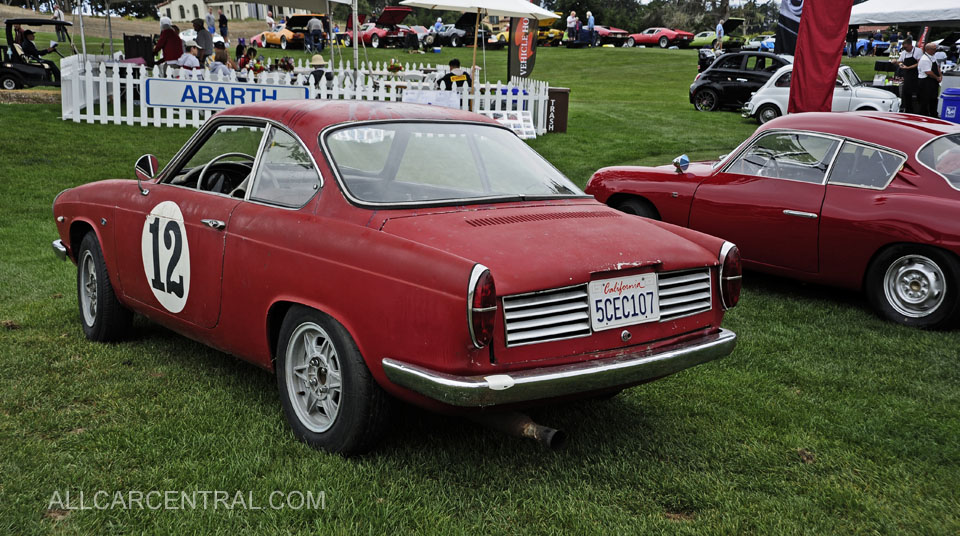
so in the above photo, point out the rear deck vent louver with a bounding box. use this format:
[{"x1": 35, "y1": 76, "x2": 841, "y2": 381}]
[
  {"x1": 657, "y1": 268, "x2": 712, "y2": 321},
  {"x1": 466, "y1": 211, "x2": 620, "y2": 227},
  {"x1": 502, "y1": 285, "x2": 591, "y2": 346}
]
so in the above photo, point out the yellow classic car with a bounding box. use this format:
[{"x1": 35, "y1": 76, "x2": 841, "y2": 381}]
[{"x1": 251, "y1": 13, "x2": 328, "y2": 50}]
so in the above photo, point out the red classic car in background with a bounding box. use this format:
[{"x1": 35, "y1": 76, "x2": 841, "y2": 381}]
[
  {"x1": 586, "y1": 112, "x2": 960, "y2": 329},
  {"x1": 343, "y1": 6, "x2": 413, "y2": 48},
  {"x1": 51, "y1": 101, "x2": 739, "y2": 454},
  {"x1": 626, "y1": 27, "x2": 695, "y2": 48},
  {"x1": 593, "y1": 26, "x2": 630, "y2": 47}
]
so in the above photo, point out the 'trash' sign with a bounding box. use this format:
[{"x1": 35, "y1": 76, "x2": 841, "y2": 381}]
[{"x1": 145, "y1": 78, "x2": 310, "y2": 110}]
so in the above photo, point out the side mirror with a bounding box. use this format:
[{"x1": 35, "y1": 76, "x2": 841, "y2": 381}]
[
  {"x1": 135, "y1": 154, "x2": 158, "y2": 196},
  {"x1": 673, "y1": 154, "x2": 690, "y2": 174}
]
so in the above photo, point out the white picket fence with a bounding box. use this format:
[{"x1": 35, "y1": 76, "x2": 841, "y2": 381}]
[{"x1": 59, "y1": 55, "x2": 550, "y2": 134}]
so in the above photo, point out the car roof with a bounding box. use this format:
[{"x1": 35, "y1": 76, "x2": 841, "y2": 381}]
[
  {"x1": 216, "y1": 100, "x2": 498, "y2": 134},
  {"x1": 759, "y1": 112, "x2": 960, "y2": 155}
]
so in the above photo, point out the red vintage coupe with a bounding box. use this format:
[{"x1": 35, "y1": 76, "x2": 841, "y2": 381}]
[
  {"x1": 626, "y1": 27, "x2": 695, "y2": 48},
  {"x1": 51, "y1": 101, "x2": 739, "y2": 454},
  {"x1": 586, "y1": 112, "x2": 960, "y2": 329},
  {"x1": 342, "y1": 6, "x2": 413, "y2": 48}
]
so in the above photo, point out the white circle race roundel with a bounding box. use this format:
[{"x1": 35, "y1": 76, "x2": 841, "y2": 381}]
[{"x1": 141, "y1": 201, "x2": 191, "y2": 313}]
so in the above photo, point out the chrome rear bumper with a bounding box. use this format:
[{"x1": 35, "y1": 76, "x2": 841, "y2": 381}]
[
  {"x1": 52, "y1": 239, "x2": 67, "y2": 261},
  {"x1": 382, "y1": 328, "x2": 736, "y2": 407}
]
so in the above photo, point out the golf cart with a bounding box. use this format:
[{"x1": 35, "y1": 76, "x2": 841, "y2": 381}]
[{"x1": 1, "y1": 18, "x2": 73, "y2": 90}]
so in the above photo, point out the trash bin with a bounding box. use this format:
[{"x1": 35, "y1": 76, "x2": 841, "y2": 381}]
[
  {"x1": 547, "y1": 87, "x2": 570, "y2": 133},
  {"x1": 941, "y1": 87, "x2": 960, "y2": 124}
]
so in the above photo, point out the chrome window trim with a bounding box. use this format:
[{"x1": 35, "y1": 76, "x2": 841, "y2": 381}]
[
  {"x1": 467, "y1": 263, "x2": 491, "y2": 349},
  {"x1": 915, "y1": 133, "x2": 960, "y2": 193},
  {"x1": 318, "y1": 119, "x2": 589, "y2": 209},
  {"x1": 156, "y1": 117, "x2": 267, "y2": 184},
  {"x1": 719, "y1": 129, "x2": 844, "y2": 186},
  {"x1": 827, "y1": 139, "x2": 907, "y2": 191},
  {"x1": 245, "y1": 123, "x2": 324, "y2": 210}
]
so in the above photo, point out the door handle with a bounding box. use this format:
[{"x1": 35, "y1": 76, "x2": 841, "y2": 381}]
[
  {"x1": 783, "y1": 210, "x2": 818, "y2": 219},
  {"x1": 736, "y1": 78, "x2": 748, "y2": 82},
  {"x1": 201, "y1": 219, "x2": 226, "y2": 230}
]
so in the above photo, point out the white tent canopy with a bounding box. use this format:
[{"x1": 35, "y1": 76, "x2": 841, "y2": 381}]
[
  {"x1": 400, "y1": 0, "x2": 557, "y2": 20},
  {"x1": 850, "y1": 0, "x2": 960, "y2": 26}
]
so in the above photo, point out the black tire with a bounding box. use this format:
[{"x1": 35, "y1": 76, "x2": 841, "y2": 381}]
[
  {"x1": 594, "y1": 34, "x2": 602, "y2": 47},
  {"x1": 756, "y1": 103, "x2": 781, "y2": 124},
  {"x1": 659, "y1": 36, "x2": 669, "y2": 48},
  {"x1": 625, "y1": 37, "x2": 635, "y2": 47},
  {"x1": 280, "y1": 36, "x2": 288, "y2": 50},
  {"x1": 450, "y1": 35, "x2": 460, "y2": 47},
  {"x1": 343, "y1": 34, "x2": 352, "y2": 47},
  {"x1": 693, "y1": 88, "x2": 719, "y2": 112},
  {"x1": 865, "y1": 245, "x2": 960, "y2": 329},
  {"x1": 613, "y1": 197, "x2": 660, "y2": 219},
  {"x1": 371, "y1": 34, "x2": 380, "y2": 48},
  {"x1": 276, "y1": 305, "x2": 392, "y2": 454},
  {"x1": 858, "y1": 46, "x2": 867, "y2": 56},
  {"x1": 76, "y1": 232, "x2": 132, "y2": 342},
  {"x1": 1, "y1": 74, "x2": 21, "y2": 90}
]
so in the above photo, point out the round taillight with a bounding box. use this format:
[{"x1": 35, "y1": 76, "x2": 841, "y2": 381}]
[
  {"x1": 719, "y1": 242, "x2": 742, "y2": 310},
  {"x1": 468, "y1": 265, "x2": 497, "y2": 348}
]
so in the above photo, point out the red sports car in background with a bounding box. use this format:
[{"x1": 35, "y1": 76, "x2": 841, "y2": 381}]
[
  {"x1": 51, "y1": 100, "x2": 739, "y2": 454},
  {"x1": 593, "y1": 26, "x2": 629, "y2": 47},
  {"x1": 343, "y1": 6, "x2": 413, "y2": 48},
  {"x1": 626, "y1": 27, "x2": 695, "y2": 48},
  {"x1": 586, "y1": 112, "x2": 960, "y2": 329}
]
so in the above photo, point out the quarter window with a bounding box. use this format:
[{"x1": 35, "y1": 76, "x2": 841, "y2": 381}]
[
  {"x1": 918, "y1": 133, "x2": 960, "y2": 189},
  {"x1": 726, "y1": 132, "x2": 840, "y2": 184},
  {"x1": 774, "y1": 72, "x2": 791, "y2": 87},
  {"x1": 249, "y1": 128, "x2": 320, "y2": 207},
  {"x1": 827, "y1": 141, "x2": 904, "y2": 189},
  {"x1": 715, "y1": 55, "x2": 742, "y2": 70}
]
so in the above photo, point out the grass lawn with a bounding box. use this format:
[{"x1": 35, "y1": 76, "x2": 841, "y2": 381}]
[{"x1": 1, "y1": 45, "x2": 958, "y2": 534}]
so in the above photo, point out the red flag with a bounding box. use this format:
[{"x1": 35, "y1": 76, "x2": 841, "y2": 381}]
[{"x1": 787, "y1": 0, "x2": 854, "y2": 114}]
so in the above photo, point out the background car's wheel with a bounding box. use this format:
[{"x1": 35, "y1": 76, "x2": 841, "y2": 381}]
[
  {"x1": 693, "y1": 88, "x2": 719, "y2": 111},
  {"x1": 371, "y1": 34, "x2": 380, "y2": 48},
  {"x1": 450, "y1": 35, "x2": 460, "y2": 47},
  {"x1": 613, "y1": 197, "x2": 660, "y2": 219},
  {"x1": 756, "y1": 103, "x2": 781, "y2": 124},
  {"x1": 343, "y1": 34, "x2": 352, "y2": 47},
  {"x1": 498, "y1": 34, "x2": 506, "y2": 45},
  {"x1": 659, "y1": 36, "x2": 669, "y2": 48},
  {"x1": 858, "y1": 46, "x2": 867, "y2": 56},
  {"x1": 276, "y1": 305, "x2": 392, "y2": 455},
  {"x1": 625, "y1": 37, "x2": 635, "y2": 47},
  {"x1": 76, "y1": 232, "x2": 132, "y2": 342},
  {"x1": 711, "y1": 38, "x2": 719, "y2": 48},
  {"x1": 594, "y1": 34, "x2": 602, "y2": 47},
  {"x1": 280, "y1": 36, "x2": 288, "y2": 50},
  {"x1": 1, "y1": 74, "x2": 21, "y2": 90},
  {"x1": 866, "y1": 245, "x2": 960, "y2": 329}
]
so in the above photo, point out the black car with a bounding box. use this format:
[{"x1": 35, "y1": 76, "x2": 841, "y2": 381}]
[
  {"x1": 1, "y1": 18, "x2": 72, "y2": 90},
  {"x1": 689, "y1": 51, "x2": 791, "y2": 112},
  {"x1": 434, "y1": 12, "x2": 503, "y2": 49}
]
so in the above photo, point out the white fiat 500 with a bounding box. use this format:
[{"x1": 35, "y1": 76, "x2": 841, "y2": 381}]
[{"x1": 743, "y1": 64, "x2": 901, "y2": 124}]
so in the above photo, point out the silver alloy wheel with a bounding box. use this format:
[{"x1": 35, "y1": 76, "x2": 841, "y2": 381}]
[
  {"x1": 79, "y1": 249, "x2": 98, "y2": 327},
  {"x1": 285, "y1": 322, "x2": 343, "y2": 433},
  {"x1": 281, "y1": 36, "x2": 287, "y2": 49},
  {"x1": 371, "y1": 34, "x2": 379, "y2": 48},
  {"x1": 2, "y1": 77, "x2": 16, "y2": 90},
  {"x1": 758, "y1": 105, "x2": 779, "y2": 124},
  {"x1": 883, "y1": 254, "x2": 946, "y2": 318}
]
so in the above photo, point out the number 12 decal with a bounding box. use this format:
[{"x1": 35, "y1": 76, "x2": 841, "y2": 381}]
[{"x1": 141, "y1": 201, "x2": 191, "y2": 313}]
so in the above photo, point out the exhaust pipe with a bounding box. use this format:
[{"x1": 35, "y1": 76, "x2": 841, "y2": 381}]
[{"x1": 470, "y1": 411, "x2": 567, "y2": 450}]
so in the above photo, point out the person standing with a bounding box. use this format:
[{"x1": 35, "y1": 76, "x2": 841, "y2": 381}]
[
  {"x1": 219, "y1": 9, "x2": 229, "y2": 43},
  {"x1": 892, "y1": 38, "x2": 922, "y2": 114},
  {"x1": 306, "y1": 16, "x2": 324, "y2": 53},
  {"x1": 205, "y1": 7, "x2": 216, "y2": 35},
  {"x1": 52, "y1": 4, "x2": 69, "y2": 42},
  {"x1": 266, "y1": 11, "x2": 275, "y2": 31},
  {"x1": 586, "y1": 11, "x2": 595, "y2": 46},
  {"x1": 846, "y1": 26, "x2": 858, "y2": 57},
  {"x1": 192, "y1": 19, "x2": 214, "y2": 64},
  {"x1": 433, "y1": 17, "x2": 443, "y2": 34},
  {"x1": 153, "y1": 17, "x2": 183, "y2": 71},
  {"x1": 566, "y1": 11, "x2": 577, "y2": 41},
  {"x1": 917, "y1": 42, "x2": 943, "y2": 118},
  {"x1": 715, "y1": 18, "x2": 725, "y2": 51}
]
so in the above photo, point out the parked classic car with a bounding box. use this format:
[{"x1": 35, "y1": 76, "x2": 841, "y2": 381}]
[
  {"x1": 586, "y1": 112, "x2": 960, "y2": 328},
  {"x1": 852, "y1": 37, "x2": 892, "y2": 56},
  {"x1": 690, "y1": 51, "x2": 792, "y2": 111},
  {"x1": 51, "y1": 101, "x2": 739, "y2": 453},
  {"x1": 689, "y1": 18, "x2": 744, "y2": 49},
  {"x1": 436, "y1": 13, "x2": 503, "y2": 49},
  {"x1": 1, "y1": 18, "x2": 71, "y2": 90},
  {"x1": 348, "y1": 6, "x2": 414, "y2": 49},
  {"x1": 742, "y1": 34, "x2": 774, "y2": 51},
  {"x1": 626, "y1": 27, "x2": 694, "y2": 48},
  {"x1": 593, "y1": 26, "x2": 629, "y2": 47},
  {"x1": 537, "y1": 16, "x2": 563, "y2": 46},
  {"x1": 743, "y1": 64, "x2": 900, "y2": 124},
  {"x1": 251, "y1": 14, "x2": 328, "y2": 50}
]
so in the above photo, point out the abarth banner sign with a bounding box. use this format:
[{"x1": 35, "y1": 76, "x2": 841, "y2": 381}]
[{"x1": 145, "y1": 78, "x2": 309, "y2": 110}]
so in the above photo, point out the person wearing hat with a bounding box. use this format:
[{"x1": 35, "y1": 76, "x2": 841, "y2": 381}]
[
  {"x1": 20, "y1": 30, "x2": 57, "y2": 61},
  {"x1": 432, "y1": 17, "x2": 443, "y2": 34},
  {"x1": 153, "y1": 17, "x2": 183, "y2": 69},
  {"x1": 192, "y1": 18, "x2": 214, "y2": 64},
  {"x1": 177, "y1": 40, "x2": 201, "y2": 70},
  {"x1": 307, "y1": 54, "x2": 329, "y2": 89}
]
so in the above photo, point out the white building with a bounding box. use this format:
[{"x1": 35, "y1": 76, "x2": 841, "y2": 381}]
[{"x1": 157, "y1": 0, "x2": 308, "y2": 24}]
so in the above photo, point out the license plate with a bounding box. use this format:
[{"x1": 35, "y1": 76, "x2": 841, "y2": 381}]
[{"x1": 588, "y1": 273, "x2": 659, "y2": 331}]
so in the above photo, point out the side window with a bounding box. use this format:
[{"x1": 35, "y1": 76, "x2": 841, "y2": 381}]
[
  {"x1": 774, "y1": 72, "x2": 791, "y2": 88},
  {"x1": 726, "y1": 132, "x2": 840, "y2": 184},
  {"x1": 249, "y1": 128, "x2": 320, "y2": 207},
  {"x1": 745, "y1": 55, "x2": 761, "y2": 70},
  {"x1": 828, "y1": 141, "x2": 904, "y2": 189},
  {"x1": 716, "y1": 55, "x2": 742, "y2": 70},
  {"x1": 167, "y1": 122, "x2": 265, "y2": 194}
]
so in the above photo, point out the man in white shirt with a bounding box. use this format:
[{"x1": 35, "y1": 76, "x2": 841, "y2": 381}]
[
  {"x1": 892, "y1": 38, "x2": 922, "y2": 113},
  {"x1": 266, "y1": 11, "x2": 275, "y2": 31},
  {"x1": 917, "y1": 42, "x2": 943, "y2": 118},
  {"x1": 52, "y1": 3, "x2": 69, "y2": 41},
  {"x1": 566, "y1": 11, "x2": 577, "y2": 41},
  {"x1": 177, "y1": 40, "x2": 201, "y2": 70}
]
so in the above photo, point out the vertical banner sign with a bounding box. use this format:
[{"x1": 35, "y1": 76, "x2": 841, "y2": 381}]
[
  {"x1": 774, "y1": 0, "x2": 803, "y2": 55},
  {"x1": 508, "y1": 17, "x2": 537, "y2": 79},
  {"x1": 918, "y1": 26, "x2": 930, "y2": 48},
  {"x1": 788, "y1": 0, "x2": 855, "y2": 114}
]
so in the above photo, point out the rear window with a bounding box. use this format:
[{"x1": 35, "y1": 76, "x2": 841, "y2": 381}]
[{"x1": 918, "y1": 133, "x2": 960, "y2": 189}]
